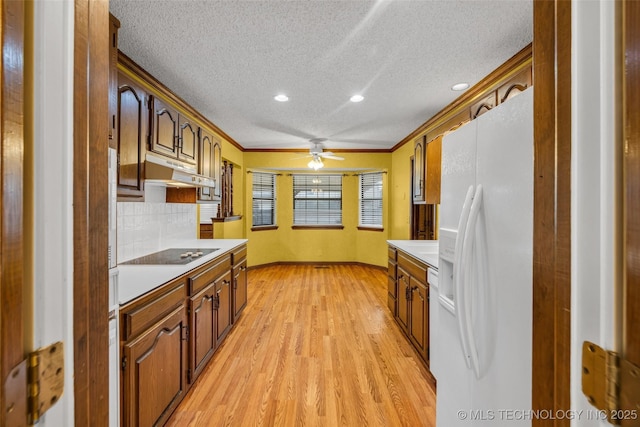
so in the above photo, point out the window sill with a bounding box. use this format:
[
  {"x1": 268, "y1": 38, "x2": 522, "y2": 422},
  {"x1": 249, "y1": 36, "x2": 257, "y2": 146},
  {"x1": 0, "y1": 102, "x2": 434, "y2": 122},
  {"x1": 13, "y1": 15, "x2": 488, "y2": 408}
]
[
  {"x1": 211, "y1": 215, "x2": 243, "y2": 223},
  {"x1": 291, "y1": 225, "x2": 345, "y2": 230},
  {"x1": 251, "y1": 225, "x2": 278, "y2": 232},
  {"x1": 357, "y1": 226, "x2": 384, "y2": 232}
]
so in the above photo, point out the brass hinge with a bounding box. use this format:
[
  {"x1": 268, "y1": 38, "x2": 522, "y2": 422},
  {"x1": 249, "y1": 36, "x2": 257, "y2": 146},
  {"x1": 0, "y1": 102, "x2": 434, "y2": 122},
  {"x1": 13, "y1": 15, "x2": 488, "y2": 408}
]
[
  {"x1": 582, "y1": 341, "x2": 640, "y2": 425},
  {"x1": 4, "y1": 342, "x2": 65, "y2": 426}
]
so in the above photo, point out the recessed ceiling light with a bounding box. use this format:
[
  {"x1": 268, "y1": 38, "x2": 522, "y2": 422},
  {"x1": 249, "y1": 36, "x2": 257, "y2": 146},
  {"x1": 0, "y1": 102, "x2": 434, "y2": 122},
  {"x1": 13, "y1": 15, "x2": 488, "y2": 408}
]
[
  {"x1": 451, "y1": 83, "x2": 470, "y2": 91},
  {"x1": 350, "y1": 95, "x2": 364, "y2": 103},
  {"x1": 274, "y1": 94, "x2": 289, "y2": 102}
]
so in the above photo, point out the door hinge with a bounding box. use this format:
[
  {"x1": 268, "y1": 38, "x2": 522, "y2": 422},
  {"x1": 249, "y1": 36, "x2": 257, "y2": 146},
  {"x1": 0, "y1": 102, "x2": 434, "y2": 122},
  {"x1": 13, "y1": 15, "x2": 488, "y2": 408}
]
[
  {"x1": 121, "y1": 356, "x2": 127, "y2": 371},
  {"x1": 582, "y1": 341, "x2": 640, "y2": 425},
  {"x1": 4, "y1": 342, "x2": 65, "y2": 425}
]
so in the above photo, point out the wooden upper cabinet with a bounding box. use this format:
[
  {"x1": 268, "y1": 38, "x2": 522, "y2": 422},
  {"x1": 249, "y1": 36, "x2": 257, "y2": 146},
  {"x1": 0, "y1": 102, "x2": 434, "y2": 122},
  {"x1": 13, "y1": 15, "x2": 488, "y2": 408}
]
[
  {"x1": 108, "y1": 15, "x2": 120, "y2": 150},
  {"x1": 412, "y1": 136, "x2": 426, "y2": 203},
  {"x1": 149, "y1": 95, "x2": 180, "y2": 159},
  {"x1": 198, "y1": 128, "x2": 222, "y2": 201},
  {"x1": 425, "y1": 135, "x2": 442, "y2": 204},
  {"x1": 117, "y1": 72, "x2": 147, "y2": 199},
  {"x1": 177, "y1": 114, "x2": 198, "y2": 165}
]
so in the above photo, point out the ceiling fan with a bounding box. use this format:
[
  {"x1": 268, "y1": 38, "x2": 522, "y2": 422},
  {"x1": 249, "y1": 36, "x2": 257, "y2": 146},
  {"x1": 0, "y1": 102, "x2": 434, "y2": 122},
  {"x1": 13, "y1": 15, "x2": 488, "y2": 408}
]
[{"x1": 296, "y1": 139, "x2": 344, "y2": 170}]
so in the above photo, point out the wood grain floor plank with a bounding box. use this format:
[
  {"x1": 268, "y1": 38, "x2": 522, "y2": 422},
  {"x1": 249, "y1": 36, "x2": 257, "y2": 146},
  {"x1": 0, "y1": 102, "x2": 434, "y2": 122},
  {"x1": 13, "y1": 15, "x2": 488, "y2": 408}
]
[{"x1": 166, "y1": 264, "x2": 436, "y2": 426}]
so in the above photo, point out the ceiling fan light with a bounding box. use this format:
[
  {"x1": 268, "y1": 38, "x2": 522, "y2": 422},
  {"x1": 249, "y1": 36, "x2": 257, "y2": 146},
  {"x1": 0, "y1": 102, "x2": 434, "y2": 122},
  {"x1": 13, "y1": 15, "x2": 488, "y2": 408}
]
[{"x1": 308, "y1": 157, "x2": 323, "y2": 170}]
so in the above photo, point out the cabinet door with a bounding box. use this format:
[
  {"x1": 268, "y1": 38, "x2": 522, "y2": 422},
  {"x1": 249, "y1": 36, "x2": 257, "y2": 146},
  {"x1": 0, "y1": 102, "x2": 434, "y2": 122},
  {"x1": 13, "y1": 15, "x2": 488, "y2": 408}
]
[
  {"x1": 189, "y1": 283, "x2": 216, "y2": 383},
  {"x1": 396, "y1": 267, "x2": 410, "y2": 334},
  {"x1": 215, "y1": 271, "x2": 233, "y2": 345},
  {"x1": 149, "y1": 95, "x2": 179, "y2": 158},
  {"x1": 232, "y1": 258, "x2": 247, "y2": 322},
  {"x1": 425, "y1": 135, "x2": 442, "y2": 204},
  {"x1": 409, "y1": 278, "x2": 429, "y2": 361},
  {"x1": 412, "y1": 136, "x2": 426, "y2": 203},
  {"x1": 198, "y1": 129, "x2": 221, "y2": 201},
  {"x1": 212, "y1": 142, "x2": 222, "y2": 199},
  {"x1": 122, "y1": 305, "x2": 188, "y2": 427},
  {"x1": 117, "y1": 73, "x2": 146, "y2": 198},
  {"x1": 177, "y1": 114, "x2": 198, "y2": 165}
]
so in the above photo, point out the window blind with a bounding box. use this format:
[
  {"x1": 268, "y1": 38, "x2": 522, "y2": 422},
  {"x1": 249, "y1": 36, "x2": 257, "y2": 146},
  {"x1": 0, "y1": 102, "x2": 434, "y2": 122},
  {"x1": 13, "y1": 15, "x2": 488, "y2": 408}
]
[
  {"x1": 293, "y1": 175, "x2": 342, "y2": 225},
  {"x1": 252, "y1": 172, "x2": 276, "y2": 227},
  {"x1": 359, "y1": 172, "x2": 383, "y2": 227}
]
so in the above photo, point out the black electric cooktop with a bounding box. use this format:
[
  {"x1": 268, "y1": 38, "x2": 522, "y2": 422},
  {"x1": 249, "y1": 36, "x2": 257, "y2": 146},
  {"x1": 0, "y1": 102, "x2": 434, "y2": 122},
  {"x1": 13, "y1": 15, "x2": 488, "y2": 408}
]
[{"x1": 120, "y1": 248, "x2": 220, "y2": 265}]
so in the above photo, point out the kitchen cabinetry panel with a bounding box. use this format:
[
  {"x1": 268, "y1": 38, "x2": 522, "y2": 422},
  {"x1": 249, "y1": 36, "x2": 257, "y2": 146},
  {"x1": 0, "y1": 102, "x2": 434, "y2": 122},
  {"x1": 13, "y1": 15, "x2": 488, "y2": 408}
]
[
  {"x1": 412, "y1": 136, "x2": 426, "y2": 203},
  {"x1": 117, "y1": 72, "x2": 147, "y2": 199},
  {"x1": 215, "y1": 271, "x2": 233, "y2": 344},
  {"x1": 189, "y1": 284, "x2": 215, "y2": 382},
  {"x1": 178, "y1": 114, "x2": 198, "y2": 165},
  {"x1": 389, "y1": 244, "x2": 431, "y2": 366},
  {"x1": 150, "y1": 95, "x2": 179, "y2": 159},
  {"x1": 232, "y1": 258, "x2": 247, "y2": 322},
  {"x1": 198, "y1": 129, "x2": 222, "y2": 201},
  {"x1": 425, "y1": 135, "x2": 442, "y2": 205},
  {"x1": 409, "y1": 278, "x2": 429, "y2": 360},
  {"x1": 122, "y1": 305, "x2": 187, "y2": 427},
  {"x1": 108, "y1": 15, "x2": 120, "y2": 150}
]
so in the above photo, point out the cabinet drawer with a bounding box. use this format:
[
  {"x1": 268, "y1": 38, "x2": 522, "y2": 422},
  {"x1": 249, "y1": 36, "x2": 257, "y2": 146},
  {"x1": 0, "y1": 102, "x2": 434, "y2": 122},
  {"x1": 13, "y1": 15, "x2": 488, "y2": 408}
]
[
  {"x1": 189, "y1": 254, "x2": 231, "y2": 295},
  {"x1": 121, "y1": 281, "x2": 186, "y2": 341},
  {"x1": 387, "y1": 259, "x2": 396, "y2": 279},
  {"x1": 231, "y1": 245, "x2": 247, "y2": 265},
  {"x1": 388, "y1": 246, "x2": 397, "y2": 261},
  {"x1": 387, "y1": 276, "x2": 397, "y2": 298},
  {"x1": 398, "y1": 252, "x2": 428, "y2": 284},
  {"x1": 387, "y1": 293, "x2": 396, "y2": 316}
]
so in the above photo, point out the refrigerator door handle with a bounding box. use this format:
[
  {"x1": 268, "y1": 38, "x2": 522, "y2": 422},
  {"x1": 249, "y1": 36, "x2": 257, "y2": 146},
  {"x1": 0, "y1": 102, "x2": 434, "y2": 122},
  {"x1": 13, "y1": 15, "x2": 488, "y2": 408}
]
[
  {"x1": 454, "y1": 185, "x2": 475, "y2": 368},
  {"x1": 462, "y1": 184, "x2": 484, "y2": 378}
]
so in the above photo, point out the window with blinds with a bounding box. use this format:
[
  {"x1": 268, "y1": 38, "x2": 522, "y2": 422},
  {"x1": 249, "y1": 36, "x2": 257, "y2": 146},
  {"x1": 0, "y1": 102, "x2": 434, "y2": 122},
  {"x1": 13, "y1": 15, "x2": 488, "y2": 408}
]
[
  {"x1": 252, "y1": 172, "x2": 276, "y2": 227},
  {"x1": 293, "y1": 175, "x2": 342, "y2": 225},
  {"x1": 359, "y1": 172, "x2": 383, "y2": 228}
]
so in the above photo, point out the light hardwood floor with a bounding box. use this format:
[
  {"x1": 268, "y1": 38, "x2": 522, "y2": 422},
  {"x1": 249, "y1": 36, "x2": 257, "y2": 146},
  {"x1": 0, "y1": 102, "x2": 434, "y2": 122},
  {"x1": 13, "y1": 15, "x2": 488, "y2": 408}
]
[{"x1": 166, "y1": 264, "x2": 436, "y2": 426}]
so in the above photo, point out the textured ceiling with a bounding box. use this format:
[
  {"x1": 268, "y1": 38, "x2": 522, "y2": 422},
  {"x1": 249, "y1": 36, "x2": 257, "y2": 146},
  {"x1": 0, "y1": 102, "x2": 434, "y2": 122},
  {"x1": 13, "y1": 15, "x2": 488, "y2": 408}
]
[{"x1": 110, "y1": 0, "x2": 532, "y2": 150}]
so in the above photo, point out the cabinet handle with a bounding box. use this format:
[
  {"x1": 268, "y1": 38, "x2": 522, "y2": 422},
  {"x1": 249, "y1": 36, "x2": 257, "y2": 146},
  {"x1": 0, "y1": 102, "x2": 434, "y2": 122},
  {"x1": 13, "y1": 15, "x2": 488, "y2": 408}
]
[
  {"x1": 216, "y1": 288, "x2": 222, "y2": 295},
  {"x1": 223, "y1": 280, "x2": 230, "y2": 287}
]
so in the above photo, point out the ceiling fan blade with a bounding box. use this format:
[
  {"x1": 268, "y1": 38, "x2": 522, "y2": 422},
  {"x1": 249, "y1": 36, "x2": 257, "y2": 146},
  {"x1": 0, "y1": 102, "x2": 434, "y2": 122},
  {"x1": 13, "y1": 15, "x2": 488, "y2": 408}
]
[
  {"x1": 319, "y1": 154, "x2": 344, "y2": 161},
  {"x1": 291, "y1": 154, "x2": 313, "y2": 160}
]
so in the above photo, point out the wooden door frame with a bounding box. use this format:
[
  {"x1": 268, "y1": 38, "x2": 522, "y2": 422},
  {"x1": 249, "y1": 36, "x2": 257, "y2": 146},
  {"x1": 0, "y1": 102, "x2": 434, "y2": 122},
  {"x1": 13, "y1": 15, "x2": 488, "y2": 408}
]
[
  {"x1": 73, "y1": 0, "x2": 110, "y2": 424},
  {"x1": 0, "y1": 0, "x2": 26, "y2": 425},
  {"x1": 623, "y1": 0, "x2": 640, "y2": 409},
  {"x1": 532, "y1": 0, "x2": 572, "y2": 425}
]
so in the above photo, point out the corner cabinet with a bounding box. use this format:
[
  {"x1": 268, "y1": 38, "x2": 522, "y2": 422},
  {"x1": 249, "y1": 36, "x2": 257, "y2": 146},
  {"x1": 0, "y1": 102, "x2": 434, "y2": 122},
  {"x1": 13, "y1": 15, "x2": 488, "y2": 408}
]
[
  {"x1": 198, "y1": 128, "x2": 222, "y2": 201},
  {"x1": 388, "y1": 245, "x2": 430, "y2": 365}
]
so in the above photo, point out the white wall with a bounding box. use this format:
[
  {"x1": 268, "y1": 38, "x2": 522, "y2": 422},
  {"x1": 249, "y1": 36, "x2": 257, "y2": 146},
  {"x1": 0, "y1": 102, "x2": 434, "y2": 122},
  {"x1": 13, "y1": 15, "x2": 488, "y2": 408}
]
[
  {"x1": 32, "y1": 0, "x2": 75, "y2": 425},
  {"x1": 571, "y1": 1, "x2": 619, "y2": 425}
]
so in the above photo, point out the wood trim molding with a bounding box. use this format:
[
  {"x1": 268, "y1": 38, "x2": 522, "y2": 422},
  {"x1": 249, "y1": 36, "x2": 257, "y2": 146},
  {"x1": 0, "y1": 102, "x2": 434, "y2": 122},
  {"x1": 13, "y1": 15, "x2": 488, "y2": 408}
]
[
  {"x1": 211, "y1": 215, "x2": 243, "y2": 223},
  {"x1": 250, "y1": 225, "x2": 279, "y2": 231},
  {"x1": 73, "y1": 1, "x2": 110, "y2": 425},
  {"x1": 1, "y1": 1, "x2": 26, "y2": 426},
  {"x1": 531, "y1": 1, "x2": 571, "y2": 425},
  {"x1": 117, "y1": 51, "x2": 244, "y2": 152},
  {"x1": 391, "y1": 43, "x2": 532, "y2": 152}
]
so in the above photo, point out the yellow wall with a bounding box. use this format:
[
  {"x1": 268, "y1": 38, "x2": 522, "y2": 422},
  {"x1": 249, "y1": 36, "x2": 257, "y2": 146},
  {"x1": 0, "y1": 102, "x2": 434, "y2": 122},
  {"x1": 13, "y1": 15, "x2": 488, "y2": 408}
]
[
  {"x1": 389, "y1": 139, "x2": 415, "y2": 240},
  {"x1": 243, "y1": 152, "x2": 391, "y2": 267}
]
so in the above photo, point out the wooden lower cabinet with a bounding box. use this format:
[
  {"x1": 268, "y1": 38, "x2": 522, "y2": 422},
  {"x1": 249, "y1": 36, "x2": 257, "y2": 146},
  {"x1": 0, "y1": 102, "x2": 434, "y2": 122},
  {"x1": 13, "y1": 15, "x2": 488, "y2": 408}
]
[
  {"x1": 122, "y1": 305, "x2": 188, "y2": 427},
  {"x1": 388, "y1": 245, "x2": 431, "y2": 366},
  {"x1": 215, "y1": 271, "x2": 233, "y2": 344},
  {"x1": 121, "y1": 244, "x2": 248, "y2": 426},
  {"x1": 232, "y1": 257, "x2": 247, "y2": 322},
  {"x1": 189, "y1": 283, "x2": 216, "y2": 382}
]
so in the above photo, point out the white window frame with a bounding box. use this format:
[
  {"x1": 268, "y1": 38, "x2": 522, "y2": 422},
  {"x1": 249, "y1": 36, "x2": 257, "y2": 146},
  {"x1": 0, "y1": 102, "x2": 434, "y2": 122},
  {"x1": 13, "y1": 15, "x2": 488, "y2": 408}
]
[
  {"x1": 292, "y1": 174, "x2": 343, "y2": 226},
  {"x1": 251, "y1": 172, "x2": 277, "y2": 228},
  {"x1": 359, "y1": 172, "x2": 383, "y2": 229}
]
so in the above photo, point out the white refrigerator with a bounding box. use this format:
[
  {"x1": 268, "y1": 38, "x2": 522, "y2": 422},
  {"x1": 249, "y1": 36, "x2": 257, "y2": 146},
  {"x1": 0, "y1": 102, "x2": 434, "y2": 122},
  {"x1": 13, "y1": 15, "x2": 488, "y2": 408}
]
[{"x1": 434, "y1": 88, "x2": 533, "y2": 426}]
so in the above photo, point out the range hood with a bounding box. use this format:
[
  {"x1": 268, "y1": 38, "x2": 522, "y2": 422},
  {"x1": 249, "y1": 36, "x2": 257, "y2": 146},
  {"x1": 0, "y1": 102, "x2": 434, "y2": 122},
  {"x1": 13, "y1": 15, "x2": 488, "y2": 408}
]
[{"x1": 144, "y1": 153, "x2": 215, "y2": 188}]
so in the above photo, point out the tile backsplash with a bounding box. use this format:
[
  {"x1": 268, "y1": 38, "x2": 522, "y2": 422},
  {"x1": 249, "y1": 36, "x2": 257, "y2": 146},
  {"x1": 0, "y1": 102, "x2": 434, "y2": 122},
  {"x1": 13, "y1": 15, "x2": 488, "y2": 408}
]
[{"x1": 117, "y1": 201, "x2": 197, "y2": 263}]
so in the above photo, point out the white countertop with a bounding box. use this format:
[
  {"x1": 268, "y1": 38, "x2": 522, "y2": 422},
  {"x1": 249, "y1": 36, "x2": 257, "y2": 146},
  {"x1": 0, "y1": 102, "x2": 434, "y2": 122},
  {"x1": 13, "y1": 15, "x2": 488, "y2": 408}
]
[
  {"x1": 387, "y1": 240, "x2": 439, "y2": 269},
  {"x1": 117, "y1": 239, "x2": 248, "y2": 305}
]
